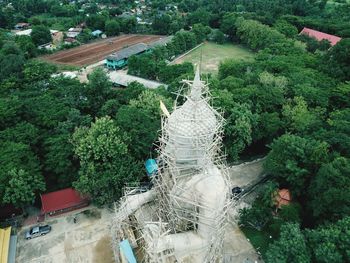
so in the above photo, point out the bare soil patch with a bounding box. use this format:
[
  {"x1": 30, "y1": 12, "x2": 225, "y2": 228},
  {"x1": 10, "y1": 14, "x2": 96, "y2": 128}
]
[
  {"x1": 43, "y1": 34, "x2": 165, "y2": 66},
  {"x1": 93, "y1": 235, "x2": 114, "y2": 263}
]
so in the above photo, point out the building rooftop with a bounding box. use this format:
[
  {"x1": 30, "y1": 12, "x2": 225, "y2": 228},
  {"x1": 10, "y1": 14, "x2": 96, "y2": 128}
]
[
  {"x1": 147, "y1": 36, "x2": 173, "y2": 49},
  {"x1": 299, "y1": 27, "x2": 342, "y2": 46},
  {"x1": 275, "y1": 188, "x2": 292, "y2": 208},
  {"x1": 107, "y1": 42, "x2": 148, "y2": 61},
  {"x1": 40, "y1": 188, "x2": 88, "y2": 214}
]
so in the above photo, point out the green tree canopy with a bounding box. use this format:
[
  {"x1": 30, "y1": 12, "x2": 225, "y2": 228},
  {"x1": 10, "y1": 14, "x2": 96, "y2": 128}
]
[
  {"x1": 0, "y1": 141, "x2": 44, "y2": 207},
  {"x1": 105, "y1": 20, "x2": 120, "y2": 37},
  {"x1": 264, "y1": 134, "x2": 328, "y2": 195},
  {"x1": 306, "y1": 216, "x2": 350, "y2": 263},
  {"x1": 3, "y1": 168, "x2": 45, "y2": 208},
  {"x1": 266, "y1": 223, "x2": 311, "y2": 263},
  {"x1": 31, "y1": 25, "x2": 52, "y2": 46},
  {"x1": 72, "y1": 116, "x2": 142, "y2": 205},
  {"x1": 322, "y1": 38, "x2": 350, "y2": 81},
  {"x1": 115, "y1": 89, "x2": 172, "y2": 161},
  {"x1": 85, "y1": 68, "x2": 113, "y2": 115},
  {"x1": 308, "y1": 157, "x2": 350, "y2": 222}
]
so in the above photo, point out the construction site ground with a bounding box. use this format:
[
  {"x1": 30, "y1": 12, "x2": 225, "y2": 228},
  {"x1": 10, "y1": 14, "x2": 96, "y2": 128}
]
[
  {"x1": 42, "y1": 34, "x2": 164, "y2": 67},
  {"x1": 15, "y1": 207, "x2": 114, "y2": 263},
  {"x1": 14, "y1": 160, "x2": 264, "y2": 263}
]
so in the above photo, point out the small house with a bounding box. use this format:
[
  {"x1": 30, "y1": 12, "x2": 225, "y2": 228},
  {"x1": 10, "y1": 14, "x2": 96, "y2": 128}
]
[
  {"x1": 15, "y1": 29, "x2": 32, "y2": 36},
  {"x1": 299, "y1": 27, "x2": 342, "y2": 46},
  {"x1": 38, "y1": 43, "x2": 54, "y2": 50},
  {"x1": 14, "y1": 22, "x2": 30, "y2": 30},
  {"x1": 52, "y1": 31, "x2": 64, "y2": 46},
  {"x1": 274, "y1": 189, "x2": 292, "y2": 209},
  {"x1": 66, "y1": 27, "x2": 82, "y2": 38},
  {"x1": 40, "y1": 188, "x2": 89, "y2": 216},
  {"x1": 91, "y1": 30, "x2": 103, "y2": 37},
  {"x1": 64, "y1": 37, "x2": 78, "y2": 45},
  {"x1": 106, "y1": 43, "x2": 148, "y2": 69}
]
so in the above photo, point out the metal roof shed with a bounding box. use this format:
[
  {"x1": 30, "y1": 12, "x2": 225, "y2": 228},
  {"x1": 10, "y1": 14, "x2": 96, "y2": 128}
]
[
  {"x1": 40, "y1": 188, "x2": 89, "y2": 216},
  {"x1": 107, "y1": 43, "x2": 148, "y2": 61}
]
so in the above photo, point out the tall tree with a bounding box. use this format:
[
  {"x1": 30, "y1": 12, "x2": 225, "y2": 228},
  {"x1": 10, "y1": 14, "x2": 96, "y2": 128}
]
[
  {"x1": 85, "y1": 68, "x2": 113, "y2": 115},
  {"x1": 31, "y1": 25, "x2": 52, "y2": 46},
  {"x1": 3, "y1": 168, "x2": 45, "y2": 208},
  {"x1": 105, "y1": 20, "x2": 120, "y2": 37},
  {"x1": 0, "y1": 141, "x2": 44, "y2": 207},
  {"x1": 72, "y1": 116, "x2": 142, "y2": 205},
  {"x1": 266, "y1": 223, "x2": 311, "y2": 263},
  {"x1": 322, "y1": 39, "x2": 350, "y2": 81},
  {"x1": 308, "y1": 157, "x2": 350, "y2": 222},
  {"x1": 264, "y1": 134, "x2": 328, "y2": 196},
  {"x1": 306, "y1": 216, "x2": 350, "y2": 263},
  {"x1": 115, "y1": 89, "x2": 172, "y2": 161}
]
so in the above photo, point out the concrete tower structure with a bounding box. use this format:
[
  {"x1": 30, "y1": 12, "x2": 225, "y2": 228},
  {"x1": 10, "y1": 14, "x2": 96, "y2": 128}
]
[{"x1": 112, "y1": 67, "x2": 231, "y2": 263}]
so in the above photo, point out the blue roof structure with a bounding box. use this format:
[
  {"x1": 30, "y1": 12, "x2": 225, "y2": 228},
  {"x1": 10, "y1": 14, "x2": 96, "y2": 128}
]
[
  {"x1": 119, "y1": 239, "x2": 137, "y2": 263},
  {"x1": 145, "y1": 159, "x2": 158, "y2": 176},
  {"x1": 91, "y1": 30, "x2": 103, "y2": 36}
]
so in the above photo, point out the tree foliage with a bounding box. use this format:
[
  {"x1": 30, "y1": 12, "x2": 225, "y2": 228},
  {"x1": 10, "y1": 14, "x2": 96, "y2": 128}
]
[
  {"x1": 308, "y1": 157, "x2": 350, "y2": 222},
  {"x1": 266, "y1": 223, "x2": 311, "y2": 263},
  {"x1": 3, "y1": 168, "x2": 45, "y2": 208},
  {"x1": 31, "y1": 25, "x2": 52, "y2": 46},
  {"x1": 264, "y1": 134, "x2": 328, "y2": 195},
  {"x1": 72, "y1": 116, "x2": 142, "y2": 205},
  {"x1": 306, "y1": 216, "x2": 350, "y2": 263}
]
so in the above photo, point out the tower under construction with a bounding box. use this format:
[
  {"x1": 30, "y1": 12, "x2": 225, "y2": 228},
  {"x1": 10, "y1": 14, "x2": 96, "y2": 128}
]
[{"x1": 112, "y1": 67, "x2": 232, "y2": 262}]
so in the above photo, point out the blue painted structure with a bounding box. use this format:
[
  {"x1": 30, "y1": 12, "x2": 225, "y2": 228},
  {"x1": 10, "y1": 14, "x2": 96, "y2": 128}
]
[
  {"x1": 105, "y1": 36, "x2": 173, "y2": 70},
  {"x1": 145, "y1": 159, "x2": 158, "y2": 176},
  {"x1": 106, "y1": 58, "x2": 128, "y2": 69},
  {"x1": 119, "y1": 239, "x2": 137, "y2": 263},
  {"x1": 91, "y1": 30, "x2": 103, "y2": 37},
  {"x1": 105, "y1": 43, "x2": 148, "y2": 70}
]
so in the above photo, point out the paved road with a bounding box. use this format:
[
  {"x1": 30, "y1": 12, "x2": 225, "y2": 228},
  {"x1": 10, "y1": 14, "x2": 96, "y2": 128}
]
[
  {"x1": 223, "y1": 158, "x2": 265, "y2": 263},
  {"x1": 108, "y1": 71, "x2": 167, "y2": 89}
]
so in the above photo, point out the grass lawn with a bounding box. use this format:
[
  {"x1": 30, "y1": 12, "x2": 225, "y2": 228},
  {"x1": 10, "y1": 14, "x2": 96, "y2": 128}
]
[
  {"x1": 241, "y1": 218, "x2": 282, "y2": 260},
  {"x1": 39, "y1": 58, "x2": 82, "y2": 72},
  {"x1": 241, "y1": 227, "x2": 272, "y2": 258},
  {"x1": 173, "y1": 41, "x2": 254, "y2": 74}
]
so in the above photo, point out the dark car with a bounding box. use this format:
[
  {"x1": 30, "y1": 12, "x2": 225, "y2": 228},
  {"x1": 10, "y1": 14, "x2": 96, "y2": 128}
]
[
  {"x1": 231, "y1": 186, "x2": 244, "y2": 200},
  {"x1": 25, "y1": 225, "x2": 51, "y2": 240}
]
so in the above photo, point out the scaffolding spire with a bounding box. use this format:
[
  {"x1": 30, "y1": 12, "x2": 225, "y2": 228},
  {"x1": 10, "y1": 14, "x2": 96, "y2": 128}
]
[{"x1": 190, "y1": 66, "x2": 203, "y2": 101}]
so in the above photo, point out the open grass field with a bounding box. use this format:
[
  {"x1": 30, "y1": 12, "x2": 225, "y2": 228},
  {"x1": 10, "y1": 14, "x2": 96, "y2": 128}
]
[
  {"x1": 42, "y1": 34, "x2": 165, "y2": 67},
  {"x1": 173, "y1": 42, "x2": 254, "y2": 74}
]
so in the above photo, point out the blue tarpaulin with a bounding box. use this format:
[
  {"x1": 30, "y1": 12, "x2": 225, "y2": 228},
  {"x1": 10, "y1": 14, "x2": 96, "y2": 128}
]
[
  {"x1": 119, "y1": 239, "x2": 137, "y2": 263},
  {"x1": 145, "y1": 159, "x2": 158, "y2": 176}
]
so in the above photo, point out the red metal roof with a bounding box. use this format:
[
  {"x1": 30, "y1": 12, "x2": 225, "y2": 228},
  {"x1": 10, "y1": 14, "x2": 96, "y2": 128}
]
[
  {"x1": 275, "y1": 189, "x2": 292, "y2": 209},
  {"x1": 299, "y1": 27, "x2": 342, "y2": 46},
  {"x1": 41, "y1": 188, "x2": 88, "y2": 214}
]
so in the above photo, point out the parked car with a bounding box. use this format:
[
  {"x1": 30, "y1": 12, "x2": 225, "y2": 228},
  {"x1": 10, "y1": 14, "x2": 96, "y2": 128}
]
[
  {"x1": 231, "y1": 186, "x2": 244, "y2": 200},
  {"x1": 25, "y1": 225, "x2": 51, "y2": 240}
]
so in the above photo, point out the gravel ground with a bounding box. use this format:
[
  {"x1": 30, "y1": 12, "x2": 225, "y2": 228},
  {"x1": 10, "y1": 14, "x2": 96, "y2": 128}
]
[{"x1": 16, "y1": 207, "x2": 114, "y2": 263}]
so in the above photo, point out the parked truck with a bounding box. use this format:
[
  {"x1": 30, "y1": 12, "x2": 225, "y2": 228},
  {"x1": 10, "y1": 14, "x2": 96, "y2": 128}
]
[{"x1": 25, "y1": 225, "x2": 51, "y2": 240}]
